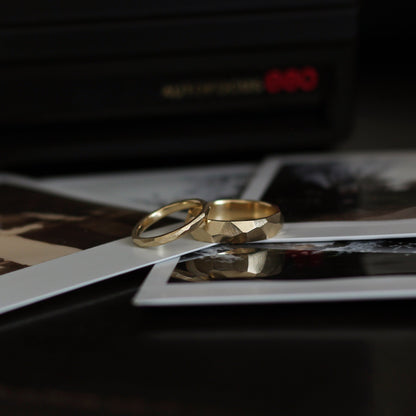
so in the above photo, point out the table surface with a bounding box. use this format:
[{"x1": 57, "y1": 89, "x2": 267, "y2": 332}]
[{"x1": 1, "y1": 66, "x2": 416, "y2": 416}]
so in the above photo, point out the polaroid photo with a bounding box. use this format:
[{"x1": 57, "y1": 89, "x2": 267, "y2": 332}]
[
  {"x1": 252, "y1": 151, "x2": 416, "y2": 241},
  {"x1": 133, "y1": 239, "x2": 416, "y2": 306},
  {"x1": 42, "y1": 163, "x2": 256, "y2": 214},
  {"x1": 1, "y1": 166, "x2": 255, "y2": 315},
  {"x1": 133, "y1": 151, "x2": 416, "y2": 306}
]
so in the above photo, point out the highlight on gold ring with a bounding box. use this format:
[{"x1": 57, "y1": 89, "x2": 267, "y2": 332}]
[
  {"x1": 131, "y1": 198, "x2": 209, "y2": 248},
  {"x1": 190, "y1": 199, "x2": 283, "y2": 244}
]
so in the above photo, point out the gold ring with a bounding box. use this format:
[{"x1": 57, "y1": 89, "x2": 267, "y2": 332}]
[
  {"x1": 131, "y1": 199, "x2": 209, "y2": 247},
  {"x1": 190, "y1": 199, "x2": 283, "y2": 243}
]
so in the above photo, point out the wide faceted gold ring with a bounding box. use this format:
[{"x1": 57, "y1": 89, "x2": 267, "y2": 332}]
[
  {"x1": 190, "y1": 199, "x2": 283, "y2": 243},
  {"x1": 131, "y1": 199, "x2": 209, "y2": 248}
]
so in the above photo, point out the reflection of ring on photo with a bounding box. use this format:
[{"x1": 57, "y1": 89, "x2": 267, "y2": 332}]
[
  {"x1": 172, "y1": 246, "x2": 285, "y2": 281},
  {"x1": 190, "y1": 199, "x2": 283, "y2": 244}
]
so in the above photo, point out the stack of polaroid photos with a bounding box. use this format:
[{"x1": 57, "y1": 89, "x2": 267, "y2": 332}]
[
  {"x1": 0, "y1": 164, "x2": 254, "y2": 314},
  {"x1": 2, "y1": 152, "x2": 416, "y2": 314},
  {"x1": 132, "y1": 152, "x2": 416, "y2": 306}
]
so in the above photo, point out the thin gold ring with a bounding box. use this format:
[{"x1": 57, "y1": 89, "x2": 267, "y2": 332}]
[
  {"x1": 131, "y1": 199, "x2": 209, "y2": 248},
  {"x1": 190, "y1": 199, "x2": 283, "y2": 243}
]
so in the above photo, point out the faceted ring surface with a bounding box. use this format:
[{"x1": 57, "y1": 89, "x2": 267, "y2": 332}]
[
  {"x1": 190, "y1": 199, "x2": 283, "y2": 243},
  {"x1": 131, "y1": 199, "x2": 209, "y2": 248}
]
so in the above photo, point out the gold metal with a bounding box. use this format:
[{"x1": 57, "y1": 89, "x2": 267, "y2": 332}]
[
  {"x1": 131, "y1": 199, "x2": 209, "y2": 248},
  {"x1": 171, "y1": 246, "x2": 284, "y2": 281},
  {"x1": 190, "y1": 199, "x2": 283, "y2": 243}
]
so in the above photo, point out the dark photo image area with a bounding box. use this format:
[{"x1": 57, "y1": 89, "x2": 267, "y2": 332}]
[
  {"x1": 0, "y1": 184, "x2": 144, "y2": 276},
  {"x1": 169, "y1": 242, "x2": 416, "y2": 283},
  {"x1": 262, "y1": 161, "x2": 416, "y2": 222}
]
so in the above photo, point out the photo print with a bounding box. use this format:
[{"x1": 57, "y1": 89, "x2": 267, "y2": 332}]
[
  {"x1": 43, "y1": 163, "x2": 256, "y2": 214},
  {"x1": 169, "y1": 240, "x2": 416, "y2": 283},
  {"x1": 133, "y1": 239, "x2": 416, "y2": 306},
  {"x1": 0, "y1": 175, "x2": 229, "y2": 315},
  {"x1": 134, "y1": 151, "x2": 416, "y2": 307},
  {"x1": 255, "y1": 152, "x2": 416, "y2": 241},
  {"x1": 0, "y1": 182, "x2": 144, "y2": 276},
  {"x1": 263, "y1": 156, "x2": 416, "y2": 222}
]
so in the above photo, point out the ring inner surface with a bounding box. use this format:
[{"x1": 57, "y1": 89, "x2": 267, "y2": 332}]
[
  {"x1": 141, "y1": 200, "x2": 202, "y2": 235},
  {"x1": 207, "y1": 200, "x2": 277, "y2": 221}
]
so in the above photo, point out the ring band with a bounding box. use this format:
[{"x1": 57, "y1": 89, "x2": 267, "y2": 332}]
[
  {"x1": 190, "y1": 199, "x2": 283, "y2": 243},
  {"x1": 131, "y1": 199, "x2": 209, "y2": 247}
]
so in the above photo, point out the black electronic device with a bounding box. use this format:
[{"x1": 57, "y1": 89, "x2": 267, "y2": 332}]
[{"x1": 0, "y1": 0, "x2": 358, "y2": 173}]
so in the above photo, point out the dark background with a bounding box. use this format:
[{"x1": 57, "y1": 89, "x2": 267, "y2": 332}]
[
  {"x1": 1, "y1": 1, "x2": 416, "y2": 415},
  {"x1": 346, "y1": 0, "x2": 416, "y2": 152},
  {"x1": 4, "y1": 0, "x2": 415, "y2": 176},
  {"x1": 0, "y1": 0, "x2": 414, "y2": 175}
]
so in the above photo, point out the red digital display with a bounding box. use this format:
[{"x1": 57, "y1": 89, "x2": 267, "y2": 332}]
[{"x1": 264, "y1": 66, "x2": 319, "y2": 94}]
